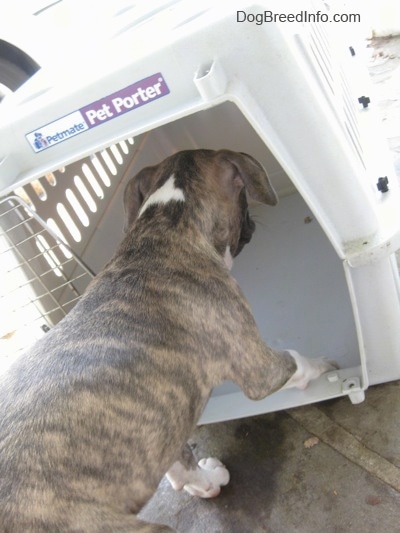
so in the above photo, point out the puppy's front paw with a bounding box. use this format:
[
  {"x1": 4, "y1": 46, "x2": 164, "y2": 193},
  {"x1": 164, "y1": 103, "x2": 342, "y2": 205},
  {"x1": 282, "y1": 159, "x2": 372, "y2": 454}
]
[
  {"x1": 183, "y1": 458, "x2": 230, "y2": 498},
  {"x1": 283, "y1": 351, "x2": 339, "y2": 390},
  {"x1": 319, "y1": 357, "x2": 340, "y2": 372}
]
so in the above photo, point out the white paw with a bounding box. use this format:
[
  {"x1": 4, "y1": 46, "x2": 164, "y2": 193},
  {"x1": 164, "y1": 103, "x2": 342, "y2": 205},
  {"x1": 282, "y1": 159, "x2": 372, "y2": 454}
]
[
  {"x1": 282, "y1": 350, "x2": 339, "y2": 390},
  {"x1": 183, "y1": 458, "x2": 230, "y2": 498}
]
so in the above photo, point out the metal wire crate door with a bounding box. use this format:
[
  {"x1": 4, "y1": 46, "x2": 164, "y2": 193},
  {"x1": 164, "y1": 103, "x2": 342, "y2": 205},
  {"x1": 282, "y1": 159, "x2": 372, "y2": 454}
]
[{"x1": 0, "y1": 196, "x2": 94, "y2": 359}]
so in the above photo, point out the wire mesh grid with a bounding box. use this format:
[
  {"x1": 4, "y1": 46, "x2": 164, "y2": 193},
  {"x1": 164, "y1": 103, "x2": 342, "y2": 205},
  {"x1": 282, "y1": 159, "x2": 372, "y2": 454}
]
[{"x1": 0, "y1": 195, "x2": 94, "y2": 361}]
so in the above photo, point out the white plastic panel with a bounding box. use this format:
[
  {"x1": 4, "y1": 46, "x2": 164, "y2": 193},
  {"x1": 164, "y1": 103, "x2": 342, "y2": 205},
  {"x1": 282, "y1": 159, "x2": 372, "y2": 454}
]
[{"x1": 344, "y1": 258, "x2": 400, "y2": 386}]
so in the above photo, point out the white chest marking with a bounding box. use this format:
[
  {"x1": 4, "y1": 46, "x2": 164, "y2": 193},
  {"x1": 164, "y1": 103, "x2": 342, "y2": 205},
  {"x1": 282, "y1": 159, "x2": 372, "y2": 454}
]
[
  {"x1": 138, "y1": 174, "x2": 185, "y2": 218},
  {"x1": 224, "y1": 246, "x2": 234, "y2": 270}
]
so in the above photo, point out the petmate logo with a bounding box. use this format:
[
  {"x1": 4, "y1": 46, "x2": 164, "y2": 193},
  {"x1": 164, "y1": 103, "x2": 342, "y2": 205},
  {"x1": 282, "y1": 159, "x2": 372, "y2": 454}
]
[
  {"x1": 26, "y1": 111, "x2": 89, "y2": 153},
  {"x1": 26, "y1": 74, "x2": 170, "y2": 153}
]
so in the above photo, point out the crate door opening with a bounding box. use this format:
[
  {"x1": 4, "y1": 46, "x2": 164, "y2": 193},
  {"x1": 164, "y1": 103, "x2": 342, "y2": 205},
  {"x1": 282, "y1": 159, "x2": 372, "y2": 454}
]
[
  {"x1": 24, "y1": 99, "x2": 359, "y2": 422},
  {"x1": 133, "y1": 101, "x2": 360, "y2": 423}
]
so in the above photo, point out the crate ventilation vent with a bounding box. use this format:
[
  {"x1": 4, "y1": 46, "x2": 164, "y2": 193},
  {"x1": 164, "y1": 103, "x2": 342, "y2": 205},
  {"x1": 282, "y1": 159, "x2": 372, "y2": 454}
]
[
  {"x1": 13, "y1": 138, "x2": 134, "y2": 244},
  {"x1": 307, "y1": 21, "x2": 365, "y2": 170}
]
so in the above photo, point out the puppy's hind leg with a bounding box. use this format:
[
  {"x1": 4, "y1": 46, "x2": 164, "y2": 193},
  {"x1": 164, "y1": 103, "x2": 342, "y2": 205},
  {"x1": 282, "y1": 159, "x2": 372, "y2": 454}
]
[{"x1": 166, "y1": 444, "x2": 230, "y2": 498}]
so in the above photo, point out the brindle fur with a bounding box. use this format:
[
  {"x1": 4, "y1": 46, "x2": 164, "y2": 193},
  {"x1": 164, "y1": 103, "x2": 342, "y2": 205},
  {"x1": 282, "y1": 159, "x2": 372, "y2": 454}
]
[{"x1": 1, "y1": 150, "x2": 307, "y2": 531}]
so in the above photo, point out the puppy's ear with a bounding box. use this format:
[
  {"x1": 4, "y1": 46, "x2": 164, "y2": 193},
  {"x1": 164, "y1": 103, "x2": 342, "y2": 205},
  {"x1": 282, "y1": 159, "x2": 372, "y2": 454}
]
[
  {"x1": 123, "y1": 165, "x2": 157, "y2": 232},
  {"x1": 218, "y1": 150, "x2": 278, "y2": 205}
]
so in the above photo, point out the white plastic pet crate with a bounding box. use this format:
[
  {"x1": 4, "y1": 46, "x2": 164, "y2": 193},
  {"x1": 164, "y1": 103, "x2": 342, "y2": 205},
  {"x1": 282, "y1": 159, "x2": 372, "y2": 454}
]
[{"x1": 1, "y1": 0, "x2": 400, "y2": 423}]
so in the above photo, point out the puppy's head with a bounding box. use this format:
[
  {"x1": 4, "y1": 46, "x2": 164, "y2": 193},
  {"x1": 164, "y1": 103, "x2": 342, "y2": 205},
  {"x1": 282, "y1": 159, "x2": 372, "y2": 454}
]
[{"x1": 123, "y1": 149, "x2": 278, "y2": 264}]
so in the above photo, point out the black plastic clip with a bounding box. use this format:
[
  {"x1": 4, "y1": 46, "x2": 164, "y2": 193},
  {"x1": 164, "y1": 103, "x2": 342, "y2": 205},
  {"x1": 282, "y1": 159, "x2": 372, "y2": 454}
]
[
  {"x1": 377, "y1": 177, "x2": 389, "y2": 193},
  {"x1": 358, "y1": 96, "x2": 370, "y2": 108}
]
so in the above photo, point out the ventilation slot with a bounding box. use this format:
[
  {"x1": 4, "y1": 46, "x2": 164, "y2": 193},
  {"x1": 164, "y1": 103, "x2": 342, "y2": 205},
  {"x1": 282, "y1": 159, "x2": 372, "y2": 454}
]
[
  {"x1": 14, "y1": 187, "x2": 35, "y2": 210},
  {"x1": 36, "y1": 235, "x2": 63, "y2": 277},
  {"x1": 46, "y1": 218, "x2": 72, "y2": 259},
  {"x1": 66, "y1": 189, "x2": 90, "y2": 227},
  {"x1": 45, "y1": 172, "x2": 57, "y2": 186},
  {"x1": 29, "y1": 180, "x2": 47, "y2": 201},
  {"x1": 119, "y1": 140, "x2": 129, "y2": 154},
  {"x1": 56, "y1": 203, "x2": 81, "y2": 242},
  {"x1": 74, "y1": 176, "x2": 97, "y2": 213},
  {"x1": 94, "y1": 152, "x2": 112, "y2": 184},
  {"x1": 110, "y1": 143, "x2": 124, "y2": 165},
  {"x1": 82, "y1": 163, "x2": 104, "y2": 198}
]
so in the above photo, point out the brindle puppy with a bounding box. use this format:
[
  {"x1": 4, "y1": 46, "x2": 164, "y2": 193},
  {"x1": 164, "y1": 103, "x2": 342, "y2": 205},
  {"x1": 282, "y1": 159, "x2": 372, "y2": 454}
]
[{"x1": 0, "y1": 150, "x2": 337, "y2": 532}]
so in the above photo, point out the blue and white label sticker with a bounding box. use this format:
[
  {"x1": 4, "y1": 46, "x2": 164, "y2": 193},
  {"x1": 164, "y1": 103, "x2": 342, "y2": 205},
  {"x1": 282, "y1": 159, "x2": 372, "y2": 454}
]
[
  {"x1": 26, "y1": 111, "x2": 89, "y2": 152},
  {"x1": 26, "y1": 73, "x2": 170, "y2": 153}
]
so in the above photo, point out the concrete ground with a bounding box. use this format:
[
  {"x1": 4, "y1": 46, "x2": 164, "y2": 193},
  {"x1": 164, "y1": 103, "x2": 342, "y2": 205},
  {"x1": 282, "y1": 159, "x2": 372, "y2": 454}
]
[
  {"x1": 139, "y1": 37, "x2": 400, "y2": 532},
  {"x1": 141, "y1": 383, "x2": 400, "y2": 532}
]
